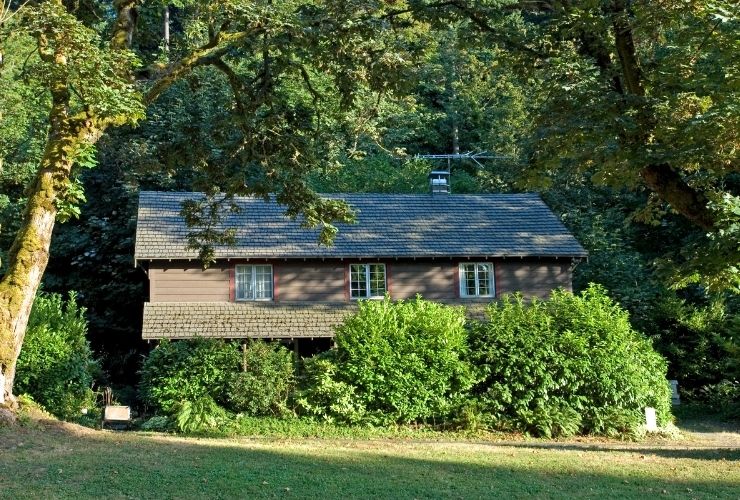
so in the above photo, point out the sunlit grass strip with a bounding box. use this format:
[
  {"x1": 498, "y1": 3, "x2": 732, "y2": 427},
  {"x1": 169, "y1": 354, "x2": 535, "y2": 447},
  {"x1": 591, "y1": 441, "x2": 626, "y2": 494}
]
[{"x1": 1, "y1": 421, "x2": 738, "y2": 499}]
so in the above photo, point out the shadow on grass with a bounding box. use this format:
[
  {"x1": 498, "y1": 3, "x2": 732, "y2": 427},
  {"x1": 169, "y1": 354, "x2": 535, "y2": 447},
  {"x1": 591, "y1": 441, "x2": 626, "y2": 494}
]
[
  {"x1": 1, "y1": 423, "x2": 738, "y2": 499},
  {"x1": 484, "y1": 442, "x2": 740, "y2": 462},
  {"x1": 673, "y1": 407, "x2": 740, "y2": 434}
]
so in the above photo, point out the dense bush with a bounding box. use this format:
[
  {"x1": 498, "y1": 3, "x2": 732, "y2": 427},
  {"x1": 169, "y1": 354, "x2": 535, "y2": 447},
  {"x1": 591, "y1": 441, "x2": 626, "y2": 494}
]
[
  {"x1": 226, "y1": 340, "x2": 295, "y2": 416},
  {"x1": 15, "y1": 292, "x2": 100, "y2": 420},
  {"x1": 650, "y1": 296, "x2": 739, "y2": 391},
  {"x1": 140, "y1": 415, "x2": 172, "y2": 432},
  {"x1": 295, "y1": 353, "x2": 368, "y2": 424},
  {"x1": 690, "y1": 381, "x2": 740, "y2": 420},
  {"x1": 174, "y1": 396, "x2": 230, "y2": 433},
  {"x1": 469, "y1": 285, "x2": 672, "y2": 437},
  {"x1": 139, "y1": 339, "x2": 239, "y2": 413},
  {"x1": 297, "y1": 298, "x2": 475, "y2": 424},
  {"x1": 140, "y1": 339, "x2": 295, "y2": 418},
  {"x1": 140, "y1": 291, "x2": 677, "y2": 437}
]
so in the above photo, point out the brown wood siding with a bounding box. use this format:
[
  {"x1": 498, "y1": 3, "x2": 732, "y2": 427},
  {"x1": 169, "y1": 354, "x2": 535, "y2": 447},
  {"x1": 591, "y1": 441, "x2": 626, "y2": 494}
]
[
  {"x1": 149, "y1": 265, "x2": 230, "y2": 302},
  {"x1": 278, "y1": 262, "x2": 346, "y2": 302},
  {"x1": 495, "y1": 260, "x2": 572, "y2": 298},
  {"x1": 390, "y1": 262, "x2": 457, "y2": 300},
  {"x1": 147, "y1": 259, "x2": 573, "y2": 303}
]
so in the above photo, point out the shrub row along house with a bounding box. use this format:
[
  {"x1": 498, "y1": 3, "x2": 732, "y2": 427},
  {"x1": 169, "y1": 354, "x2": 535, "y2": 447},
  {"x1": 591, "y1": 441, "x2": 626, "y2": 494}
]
[{"x1": 135, "y1": 182, "x2": 586, "y2": 350}]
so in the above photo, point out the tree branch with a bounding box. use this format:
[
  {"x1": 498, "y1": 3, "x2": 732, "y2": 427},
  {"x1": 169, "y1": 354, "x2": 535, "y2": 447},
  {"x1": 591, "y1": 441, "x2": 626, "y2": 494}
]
[
  {"x1": 640, "y1": 164, "x2": 715, "y2": 230},
  {"x1": 611, "y1": 0, "x2": 644, "y2": 96},
  {"x1": 446, "y1": 1, "x2": 549, "y2": 58},
  {"x1": 210, "y1": 57, "x2": 252, "y2": 136},
  {"x1": 609, "y1": 0, "x2": 716, "y2": 230},
  {"x1": 143, "y1": 29, "x2": 260, "y2": 106}
]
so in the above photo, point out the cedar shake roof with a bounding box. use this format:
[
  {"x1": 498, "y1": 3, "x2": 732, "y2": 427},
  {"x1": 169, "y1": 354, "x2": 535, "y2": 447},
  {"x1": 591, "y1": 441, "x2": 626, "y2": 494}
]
[
  {"x1": 142, "y1": 302, "x2": 355, "y2": 339},
  {"x1": 135, "y1": 191, "x2": 587, "y2": 262},
  {"x1": 141, "y1": 301, "x2": 489, "y2": 339}
]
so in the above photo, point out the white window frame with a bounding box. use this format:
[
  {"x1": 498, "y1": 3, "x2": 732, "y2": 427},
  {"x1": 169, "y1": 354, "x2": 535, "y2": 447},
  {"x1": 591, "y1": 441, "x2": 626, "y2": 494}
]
[
  {"x1": 235, "y1": 264, "x2": 273, "y2": 301},
  {"x1": 349, "y1": 263, "x2": 386, "y2": 300},
  {"x1": 458, "y1": 262, "x2": 495, "y2": 298}
]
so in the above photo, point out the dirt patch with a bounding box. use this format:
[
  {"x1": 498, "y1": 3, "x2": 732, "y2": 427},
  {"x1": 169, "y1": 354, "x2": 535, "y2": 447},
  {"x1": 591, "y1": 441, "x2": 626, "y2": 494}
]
[{"x1": 0, "y1": 407, "x2": 17, "y2": 426}]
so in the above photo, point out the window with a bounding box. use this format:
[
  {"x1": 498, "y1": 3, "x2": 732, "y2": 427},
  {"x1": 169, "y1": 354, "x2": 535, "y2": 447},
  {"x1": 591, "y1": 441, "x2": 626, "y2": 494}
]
[
  {"x1": 350, "y1": 263, "x2": 386, "y2": 299},
  {"x1": 235, "y1": 264, "x2": 273, "y2": 301},
  {"x1": 459, "y1": 263, "x2": 494, "y2": 297}
]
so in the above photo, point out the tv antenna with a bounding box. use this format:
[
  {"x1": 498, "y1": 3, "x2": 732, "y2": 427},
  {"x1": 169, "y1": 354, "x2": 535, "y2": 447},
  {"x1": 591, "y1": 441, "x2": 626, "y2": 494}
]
[
  {"x1": 416, "y1": 151, "x2": 508, "y2": 195},
  {"x1": 415, "y1": 151, "x2": 506, "y2": 170}
]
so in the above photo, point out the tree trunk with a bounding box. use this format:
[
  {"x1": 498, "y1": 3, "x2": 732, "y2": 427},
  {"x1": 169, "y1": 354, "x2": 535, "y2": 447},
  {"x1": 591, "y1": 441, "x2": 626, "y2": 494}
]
[
  {"x1": 0, "y1": 137, "x2": 77, "y2": 404},
  {"x1": 640, "y1": 164, "x2": 715, "y2": 230},
  {"x1": 610, "y1": 0, "x2": 716, "y2": 230}
]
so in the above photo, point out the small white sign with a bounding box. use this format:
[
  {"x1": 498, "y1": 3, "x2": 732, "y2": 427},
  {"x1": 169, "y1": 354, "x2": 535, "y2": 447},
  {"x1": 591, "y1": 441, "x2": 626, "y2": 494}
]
[
  {"x1": 104, "y1": 405, "x2": 131, "y2": 422},
  {"x1": 645, "y1": 407, "x2": 657, "y2": 432}
]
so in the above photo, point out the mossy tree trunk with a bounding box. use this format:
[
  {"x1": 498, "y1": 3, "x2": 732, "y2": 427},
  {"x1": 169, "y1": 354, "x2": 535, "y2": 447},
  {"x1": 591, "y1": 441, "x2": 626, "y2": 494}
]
[
  {"x1": 0, "y1": 2, "x2": 255, "y2": 404},
  {"x1": 0, "y1": 51, "x2": 92, "y2": 403},
  {"x1": 0, "y1": 146, "x2": 74, "y2": 404}
]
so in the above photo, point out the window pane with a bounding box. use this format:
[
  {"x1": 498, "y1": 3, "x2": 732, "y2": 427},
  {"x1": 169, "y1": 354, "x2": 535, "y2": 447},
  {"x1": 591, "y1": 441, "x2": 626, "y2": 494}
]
[
  {"x1": 477, "y1": 264, "x2": 491, "y2": 296},
  {"x1": 236, "y1": 266, "x2": 250, "y2": 300},
  {"x1": 368, "y1": 264, "x2": 386, "y2": 297},
  {"x1": 247, "y1": 267, "x2": 256, "y2": 299},
  {"x1": 462, "y1": 264, "x2": 476, "y2": 296},
  {"x1": 235, "y1": 265, "x2": 272, "y2": 300},
  {"x1": 460, "y1": 263, "x2": 494, "y2": 297},
  {"x1": 350, "y1": 264, "x2": 367, "y2": 298},
  {"x1": 254, "y1": 265, "x2": 273, "y2": 299}
]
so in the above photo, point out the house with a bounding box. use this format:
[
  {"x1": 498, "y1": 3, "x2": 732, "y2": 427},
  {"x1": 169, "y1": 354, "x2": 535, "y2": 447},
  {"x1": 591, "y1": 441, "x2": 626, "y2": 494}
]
[{"x1": 135, "y1": 184, "x2": 587, "y2": 345}]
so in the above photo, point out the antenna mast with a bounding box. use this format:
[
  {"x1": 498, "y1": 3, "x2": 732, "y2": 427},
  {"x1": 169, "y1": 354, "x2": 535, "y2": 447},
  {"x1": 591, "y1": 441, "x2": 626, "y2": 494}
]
[{"x1": 415, "y1": 151, "x2": 506, "y2": 170}]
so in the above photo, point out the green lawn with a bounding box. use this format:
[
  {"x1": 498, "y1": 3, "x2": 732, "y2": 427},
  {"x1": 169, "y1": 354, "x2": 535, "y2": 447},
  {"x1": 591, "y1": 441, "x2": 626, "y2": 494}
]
[{"x1": 1, "y1": 418, "x2": 738, "y2": 499}]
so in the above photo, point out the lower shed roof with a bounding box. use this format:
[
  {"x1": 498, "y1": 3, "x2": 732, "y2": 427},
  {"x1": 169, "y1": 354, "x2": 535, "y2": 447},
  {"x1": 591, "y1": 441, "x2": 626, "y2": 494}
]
[
  {"x1": 142, "y1": 302, "x2": 353, "y2": 339},
  {"x1": 142, "y1": 301, "x2": 488, "y2": 340}
]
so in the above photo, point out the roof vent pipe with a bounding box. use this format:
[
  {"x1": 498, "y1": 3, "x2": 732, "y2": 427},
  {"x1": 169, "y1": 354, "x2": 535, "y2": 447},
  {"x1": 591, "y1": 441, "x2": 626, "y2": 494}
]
[{"x1": 428, "y1": 170, "x2": 451, "y2": 195}]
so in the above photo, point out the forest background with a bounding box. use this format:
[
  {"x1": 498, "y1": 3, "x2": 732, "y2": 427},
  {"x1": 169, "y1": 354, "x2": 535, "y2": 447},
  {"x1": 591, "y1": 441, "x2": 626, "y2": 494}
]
[{"x1": 0, "y1": 0, "x2": 737, "y2": 405}]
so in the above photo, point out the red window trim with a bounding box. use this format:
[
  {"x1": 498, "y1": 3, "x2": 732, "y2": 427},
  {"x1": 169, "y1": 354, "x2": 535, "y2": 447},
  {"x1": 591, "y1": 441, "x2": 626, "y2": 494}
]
[
  {"x1": 230, "y1": 262, "x2": 276, "y2": 302},
  {"x1": 386, "y1": 261, "x2": 392, "y2": 298},
  {"x1": 453, "y1": 261, "x2": 460, "y2": 298},
  {"x1": 457, "y1": 261, "x2": 496, "y2": 299},
  {"x1": 229, "y1": 267, "x2": 235, "y2": 302},
  {"x1": 343, "y1": 265, "x2": 350, "y2": 302},
  {"x1": 492, "y1": 261, "x2": 499, "y2": 298}
]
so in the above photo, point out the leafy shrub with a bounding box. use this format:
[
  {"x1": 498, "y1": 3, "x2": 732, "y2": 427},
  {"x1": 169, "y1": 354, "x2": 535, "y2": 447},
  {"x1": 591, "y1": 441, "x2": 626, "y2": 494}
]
[
  {"x1": 225, "y1": 340, "x2": 295, "y2": 416},
  {"x1": 174, "y1": 396, "x2": 229, "y2": 433},
  {"x1": 650, "y1": 296, "x2": 739, "y2": 391},
  {"x1": 139, "y1": 339, "x2": 239, "y2": 413},
  {"x1": 516, "y1": 403, "x2": 583, "y2": 439},
  {"x1": 692, "y1": 380, "x2": 740, "y2": 420},
  {"x1": 295, "y1": 353, "x2": 367, "y2": 424},
  {"x1": 15, "y1": 292, "x2": 100, "y2": 420},
  {"x1": 298, "y1": 298, "x2": 475, "y2": 424},
  {"x1": 469, "y1": 285, "x2": 672, "y2": 437},
  {"x1": 140, "y1": 415, "x2": 172, "y2": 432}
]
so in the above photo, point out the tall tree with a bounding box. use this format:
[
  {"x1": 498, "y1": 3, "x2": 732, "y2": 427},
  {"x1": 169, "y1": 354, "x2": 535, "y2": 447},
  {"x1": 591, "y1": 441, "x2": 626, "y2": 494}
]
[
  {"x1": 0, "y1": 0, "x2": 419, "y2": 403},
  {"x1": 445, "y1": 0, "x2": 739, "y2": 289}
]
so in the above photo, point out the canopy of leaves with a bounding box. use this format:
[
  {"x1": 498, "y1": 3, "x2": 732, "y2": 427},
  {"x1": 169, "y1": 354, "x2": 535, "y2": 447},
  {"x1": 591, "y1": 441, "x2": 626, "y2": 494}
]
[{"x1": 1, "y1": 1, "x2": 736, "y2": 396}]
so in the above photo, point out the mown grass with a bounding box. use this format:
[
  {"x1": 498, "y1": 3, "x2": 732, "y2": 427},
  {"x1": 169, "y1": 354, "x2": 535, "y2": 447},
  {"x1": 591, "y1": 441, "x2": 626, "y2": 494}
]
[
  {"x1": 1, "y1": 415, "x2": 738, "y2": 499},
  {"x1": 222, "y1": 415, "x2": 513, "y2": 440}
]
